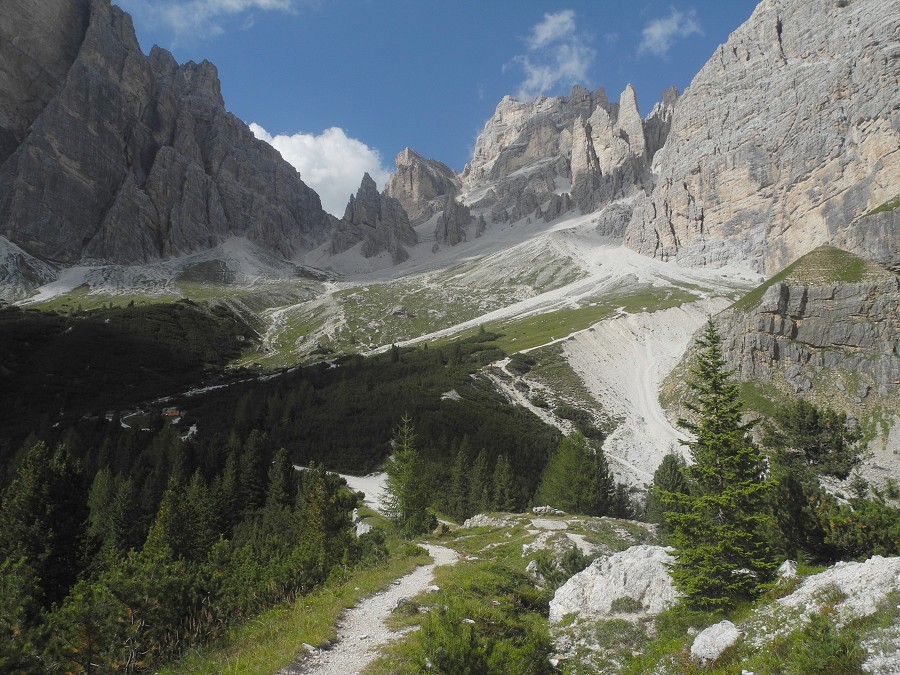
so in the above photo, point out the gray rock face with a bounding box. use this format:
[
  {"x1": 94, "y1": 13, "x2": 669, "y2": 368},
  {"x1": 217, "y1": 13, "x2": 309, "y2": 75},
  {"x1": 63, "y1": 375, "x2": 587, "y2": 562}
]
[
  {"x1": 718, "y1": 277, "x2": 900, "y2": 397},
  {"x1": 0, "y1": 0, "x2": 90, "y2": 163},
  {"x1": 0, "y1": 0, "x2": 335, "y2": 265},
  {"x1": 548, "y1": 545, "x2": 678, "y2": 624},
  {"x1": 835, "y1": 207, "x2": 900, "y2": 273},
  {"x1": 460, "y1": 84, "x2": 666, "y2": 228},
  {"x1": 434, "y1": 196, "x2": 473, "y2": 246},
  {"x1": 624, "y1": 0, "x2": 900, "y2": 273},
  {"x1": 331, "y1": 173, "x2": 417, "y2": 263},
  {"x1": 384, "y1": 147, "x2": 460, "y2": 225}
]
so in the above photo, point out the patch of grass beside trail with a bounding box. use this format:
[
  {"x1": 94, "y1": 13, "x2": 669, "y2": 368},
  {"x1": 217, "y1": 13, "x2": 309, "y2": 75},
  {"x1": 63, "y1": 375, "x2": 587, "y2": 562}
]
[
  {"x1": 367, "y1": 534, "x2": 554, "y2": 674},
  {"x1": 160, "y1": 541, "x2": 430, "y2": 675}
]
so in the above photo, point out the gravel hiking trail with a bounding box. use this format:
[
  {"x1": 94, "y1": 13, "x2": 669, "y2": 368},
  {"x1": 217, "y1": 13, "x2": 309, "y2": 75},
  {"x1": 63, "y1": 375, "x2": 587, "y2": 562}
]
[{"x1": 276, "y1": 544, "x2": 459, "y2": 675}]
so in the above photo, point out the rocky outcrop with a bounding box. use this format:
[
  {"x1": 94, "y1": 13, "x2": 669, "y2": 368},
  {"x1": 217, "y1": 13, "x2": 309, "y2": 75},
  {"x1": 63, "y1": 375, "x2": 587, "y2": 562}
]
[
  {"x1": 0, "y1": 0, "x2": 335, "y2": 265},
  {"x1": 433, "y1": 196, "x2": 473, "y2": 246},
  {"x1": 835, "y1": 205, "x2": 900, "y2": 273},
  {"x1": 549, "y1": 545, "x2": 678, "y2": 624},
  {"x1": 721, "y1": 276, "x2": 900, "y2": 397},
  {"x1": 384, "y1": 148, "x2": 460, "y2": 225},
  {"x1": 460, "y1": 84, "x2": 665, "y2": 229},
  {"x1": 331, "y1": 173, "x2": 417, "y2": 263},
  {"x1": 624, "y1": 0, "x2": 900, "y2": 273},
  {"x1": 569, "y1": 85, "x2": 657, "y2": 215}
]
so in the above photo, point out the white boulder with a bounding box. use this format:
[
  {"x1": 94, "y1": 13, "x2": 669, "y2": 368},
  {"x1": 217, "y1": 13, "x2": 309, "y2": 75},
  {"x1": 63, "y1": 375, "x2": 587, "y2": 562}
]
[
  {"x1": 690, "y1": 620, "x2": 741, "y2": 663},
  {"x1": 549, "y1": 544, "x2": 678, "y2": 623}
]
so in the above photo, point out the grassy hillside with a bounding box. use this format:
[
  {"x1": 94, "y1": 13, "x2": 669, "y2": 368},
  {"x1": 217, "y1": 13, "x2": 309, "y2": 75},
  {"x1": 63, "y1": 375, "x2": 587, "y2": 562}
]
[{"x1": 730, "y1": 245, "x2": 892, "y2": 313}]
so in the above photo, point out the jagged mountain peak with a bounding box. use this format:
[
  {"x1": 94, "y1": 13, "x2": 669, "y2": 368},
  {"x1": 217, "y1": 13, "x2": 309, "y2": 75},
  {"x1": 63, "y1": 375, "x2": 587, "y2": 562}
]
[
  {"x1": 331, "y1": 172, "x2": 418, "y2": 264},
  {"x1": 385, "y1": 147, "x2": 461, "y2": 225},
  {"x1": 0, "y1": 0, "x2": 334, "y2": 269},
  {"x1": 624, "y1": 0, "x2": 900, "y2": 273}
]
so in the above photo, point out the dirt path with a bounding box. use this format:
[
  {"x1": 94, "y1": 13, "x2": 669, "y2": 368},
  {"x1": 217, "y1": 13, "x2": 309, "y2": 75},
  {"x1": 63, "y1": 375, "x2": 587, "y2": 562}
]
[{"x1": 277, "y1": 544, "x2": 459, "y2": 675}]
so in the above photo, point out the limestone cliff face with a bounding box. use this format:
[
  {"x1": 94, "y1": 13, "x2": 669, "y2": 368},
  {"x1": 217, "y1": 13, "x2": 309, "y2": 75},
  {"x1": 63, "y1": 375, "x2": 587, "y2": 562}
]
[
  {"x1": 384, "y1": 148, "x2": 460, "y2": 225},
  {"x1": 720, "y1": 277, "x2": 900, "y2": 398},
  {"x1": 459, "y1": 84, "x2": 667, "y2": 230},
  {"x1": 624, "y1": 0, "x2": 900, "y2": 273},
  {"x1": 0, "y1": 0, "x2": 335, "y2": 265},
  {"x1": 835, "y1": 206, "x2": 900, "y2": 274},
  {"x1": 331, "y1": 173, "x2": 417, "y2": 263}
]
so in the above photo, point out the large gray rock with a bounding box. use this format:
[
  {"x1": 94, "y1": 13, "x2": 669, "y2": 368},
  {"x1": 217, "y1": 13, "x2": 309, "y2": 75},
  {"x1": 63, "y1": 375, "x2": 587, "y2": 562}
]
[
  {"x1": 549, "y1": 545, "x2": 678, "y2": 624},
  {"x1": 331, "y1": 173, "x2": 417, "y2": 263},
  {"x1": 0, "y1": 0, "x2": 335, "y2": 265},
  {"x1": 624, "y1": 0, "x2": 900, "y2": 273},
  {"x1": 690, "y1": 620, "x2": 741, "y2": 663},
  {"x1": 384, "y1": 147, "x2": 460, "y2": 225}
]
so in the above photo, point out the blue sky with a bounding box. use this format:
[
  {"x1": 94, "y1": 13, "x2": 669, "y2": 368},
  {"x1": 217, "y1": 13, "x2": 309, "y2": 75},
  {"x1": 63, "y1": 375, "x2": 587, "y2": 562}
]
[{"x1": 119, "y1": 1, "x2": 759, "y2": 215}]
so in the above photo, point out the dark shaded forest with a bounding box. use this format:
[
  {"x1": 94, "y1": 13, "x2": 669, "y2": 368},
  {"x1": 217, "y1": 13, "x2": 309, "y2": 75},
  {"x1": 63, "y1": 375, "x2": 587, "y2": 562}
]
[{"x1": 0, "y1": 303, "x2": 564, "y2": 671}]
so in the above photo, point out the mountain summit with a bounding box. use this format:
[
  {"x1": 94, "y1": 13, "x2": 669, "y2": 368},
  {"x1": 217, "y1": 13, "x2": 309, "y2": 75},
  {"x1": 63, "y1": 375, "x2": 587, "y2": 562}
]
[{"x1": 0, "y1": 0, "x2": 335, "y2": 266}]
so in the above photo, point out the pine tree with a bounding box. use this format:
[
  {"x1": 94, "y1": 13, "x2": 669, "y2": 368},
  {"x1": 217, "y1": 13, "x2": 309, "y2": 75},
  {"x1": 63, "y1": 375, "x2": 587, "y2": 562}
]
[
  {"x1": 383, "y1": 416, "x2": 431, "y2": 537},
  {"x1": 468, "y1": 449, "x2": 492, "y2": 514},
  {"x1": 0, "y1": 442, "x2": 89, "y2": 608},
  {"x1": 646, "y1": 452, "x2": 690, "y2": 540},
  {"x1": 492, "y1": 454, "x2": 517, "y2": 512},
  {"x1": 662, "y1": 318, "x2": 777, "y2": 611},
  {"x1": 448, "y1": 449, "x2": 470, "y2": 520},
  {"x1": 533, "y1": 432, "x2": 614, "y2": 516},
  {"x1": 265, "y1": 447, "x2": 295, "y2": 510},
  {"x1": 763, "y1": 398, "x2": 864, "y2": 479}
]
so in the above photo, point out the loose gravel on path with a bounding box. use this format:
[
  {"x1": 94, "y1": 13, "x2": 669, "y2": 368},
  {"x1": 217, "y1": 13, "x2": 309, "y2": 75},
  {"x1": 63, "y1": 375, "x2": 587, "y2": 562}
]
[{"x1": 276, "y1": 544, "x2": 459, "y2": 675}]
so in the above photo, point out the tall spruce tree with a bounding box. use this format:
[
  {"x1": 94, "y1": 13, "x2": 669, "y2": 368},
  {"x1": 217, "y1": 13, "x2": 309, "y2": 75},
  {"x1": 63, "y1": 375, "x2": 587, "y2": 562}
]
[
  {"x1": 492, "y1": 454, "x2": 517, "y2": 512},
  {"x1": 468, "y1": 449, "x2": 492, "y2": 514},
  {"x1": 662, "y1": 318, "x2": 777, "y2": 611},
  {"x1": 646, "y1": 452, "x2": 690, "y2": 541},
  {"x1": 383, "y1": 416, "x2": 431, "y2": 537}
]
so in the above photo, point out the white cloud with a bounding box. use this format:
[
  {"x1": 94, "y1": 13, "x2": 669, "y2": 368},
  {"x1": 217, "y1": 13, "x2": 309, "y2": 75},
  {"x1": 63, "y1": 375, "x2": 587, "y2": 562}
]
[
  {"x1": 249, "y1": 123, "x2": 391, "y2": 218},
  {"x1": 638, "y1": 7, "x2": 702, "y2": 58},
  {"x1": 527, "y1": 9, "x2": 577, "y2": 50},
  {"x1": 511, "y1": 10, "x2": 595, "y2": 101},
  {"x1": 119, "y1": 0, "x2": 299, "y2": 38}
]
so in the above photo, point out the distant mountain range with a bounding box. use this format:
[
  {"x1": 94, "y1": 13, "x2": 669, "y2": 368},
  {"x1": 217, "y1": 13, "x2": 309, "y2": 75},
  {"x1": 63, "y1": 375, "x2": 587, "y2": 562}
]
[{"x1": 1, "y1": 0, "x2": 898, "y2": 300}]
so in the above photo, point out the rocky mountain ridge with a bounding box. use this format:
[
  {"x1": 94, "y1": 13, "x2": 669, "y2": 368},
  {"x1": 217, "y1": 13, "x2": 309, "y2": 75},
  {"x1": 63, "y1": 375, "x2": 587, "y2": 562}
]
[
  {"x1": 623, "y1": 0, "x2": 900, "y2": 273},
  {"x1": 4, "y1": 0, "x2": 897, "y2": 291},
  {"x1": 392, "y1": 0, "x2": 898, "y2": 274},
  {"x1": 331, "y1": 173, "x2": 418, "y2": 264},
  {"x1": 0, "y1": 0, "x2": 336, "y2": 269}
]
